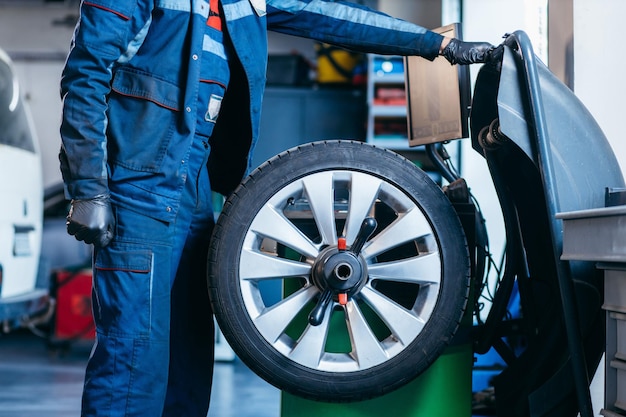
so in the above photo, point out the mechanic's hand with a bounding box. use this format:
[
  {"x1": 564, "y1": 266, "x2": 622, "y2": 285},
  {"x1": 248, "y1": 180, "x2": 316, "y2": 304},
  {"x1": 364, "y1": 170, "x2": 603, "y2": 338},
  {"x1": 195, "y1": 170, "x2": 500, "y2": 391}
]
[
  {"x1": 441, "y1": 38, "x2": 496, "y2": 65},
  {"x1": 66, "y1": 195, "x2": 115, "y2": 248}
]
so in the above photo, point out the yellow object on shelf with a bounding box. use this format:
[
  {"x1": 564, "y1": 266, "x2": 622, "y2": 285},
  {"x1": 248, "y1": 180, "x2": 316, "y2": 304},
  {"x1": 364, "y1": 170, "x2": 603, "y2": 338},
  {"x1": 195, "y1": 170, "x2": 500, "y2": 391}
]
[{"x1": 315, "y1": 42, "x2": 362, "y2": 84}]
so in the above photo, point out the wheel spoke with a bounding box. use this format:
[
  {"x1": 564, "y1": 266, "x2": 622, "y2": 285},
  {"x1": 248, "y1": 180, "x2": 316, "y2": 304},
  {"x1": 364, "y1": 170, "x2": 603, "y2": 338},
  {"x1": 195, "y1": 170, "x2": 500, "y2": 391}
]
[
  {"x1": 345, "y1": 300, "x2": 388, "y2": 367},
  {"x1": 253, "y1": 286, "x2": 318, "y2": 343},
  {"x1": 288, "y1": 303, "x2": 333, "y2": 368},
  {"x1": 250, "y1": 205, "x2": 319, "y2": 258},
  {"x1": 344, "y1": 172, "x2": 381, "y2": 245},
  {"x1": 302, "y1": 172, "x2": 337, "y2": 246},
  {"x1": 360, "y1": 286, "x2": 425, "y2": 345},
  {"x1": 367, "y1": 252, "x2": 441, "y2": 285},
  {"x1": 240, "y1": 248, "x2": 311, "y2": 280},
  {"x1": 361, "y1": 208, "x2": 433, "y2": 259}
]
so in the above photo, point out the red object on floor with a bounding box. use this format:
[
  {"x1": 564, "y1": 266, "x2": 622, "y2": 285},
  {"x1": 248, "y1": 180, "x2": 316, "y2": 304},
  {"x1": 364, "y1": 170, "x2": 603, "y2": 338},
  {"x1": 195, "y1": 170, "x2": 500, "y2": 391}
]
[{"x1": 52, "y1": 269, "x2": 95, "y2": 341}]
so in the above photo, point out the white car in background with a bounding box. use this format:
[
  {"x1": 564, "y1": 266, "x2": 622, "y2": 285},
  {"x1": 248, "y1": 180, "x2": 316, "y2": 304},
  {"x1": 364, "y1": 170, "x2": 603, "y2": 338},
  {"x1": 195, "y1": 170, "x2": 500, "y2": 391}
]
[{"x1": 0, "y1": 48, "x2": 49, "y2": 329}]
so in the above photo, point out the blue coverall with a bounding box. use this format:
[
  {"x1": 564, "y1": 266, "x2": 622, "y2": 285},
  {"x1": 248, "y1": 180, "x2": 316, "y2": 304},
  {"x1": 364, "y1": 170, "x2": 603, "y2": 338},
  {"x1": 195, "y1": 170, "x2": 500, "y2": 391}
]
[{"x1": 59, "y1": 0, "x2": 444, "y2": 415}]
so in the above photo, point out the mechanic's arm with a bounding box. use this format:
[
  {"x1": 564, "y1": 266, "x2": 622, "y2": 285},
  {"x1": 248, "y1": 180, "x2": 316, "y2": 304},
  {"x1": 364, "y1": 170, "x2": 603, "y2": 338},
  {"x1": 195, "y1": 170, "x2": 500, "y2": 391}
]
[
  {"x1": 60, "y1": 1, "x2": 153, "y2": 247},
  {"x1": 265, "y1": 0, "x2": 493, "y2": 64}
]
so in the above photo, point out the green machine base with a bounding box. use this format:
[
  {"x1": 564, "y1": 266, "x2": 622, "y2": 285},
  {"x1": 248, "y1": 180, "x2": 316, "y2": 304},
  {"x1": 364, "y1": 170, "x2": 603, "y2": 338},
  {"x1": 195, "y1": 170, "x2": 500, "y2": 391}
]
[{"x1": 280, "y1": 343, "x2": 472, "y2": 417}]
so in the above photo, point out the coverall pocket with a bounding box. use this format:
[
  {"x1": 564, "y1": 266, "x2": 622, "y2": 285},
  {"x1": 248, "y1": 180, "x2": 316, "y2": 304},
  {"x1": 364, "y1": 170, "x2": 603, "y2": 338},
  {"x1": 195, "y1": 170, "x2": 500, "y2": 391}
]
[
  {"x1": 83, "y1": 0, "x2": 137, "y2": 19},
  {"x1": 93, "y1": 244, "x2": 153, "y2": 338},
  {"x1": 79, "y1": 1, "x2": 139, "y2": 56},
  {"x1": 195, "y1": 81, "x2": 226, "y2": 138},
  {"x1": 108, "y1": 67, "x2": 179, "y2": 172}
]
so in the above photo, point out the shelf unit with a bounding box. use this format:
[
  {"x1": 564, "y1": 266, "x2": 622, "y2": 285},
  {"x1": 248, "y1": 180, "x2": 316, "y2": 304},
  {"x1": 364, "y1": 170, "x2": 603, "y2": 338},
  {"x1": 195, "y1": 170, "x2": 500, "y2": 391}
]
[
  {"x1": 366, "y1": 54, "x2": 411, "y2": 150},
  {"x1": 365, "y1": 54, "x2": 461, "y2": 179}
]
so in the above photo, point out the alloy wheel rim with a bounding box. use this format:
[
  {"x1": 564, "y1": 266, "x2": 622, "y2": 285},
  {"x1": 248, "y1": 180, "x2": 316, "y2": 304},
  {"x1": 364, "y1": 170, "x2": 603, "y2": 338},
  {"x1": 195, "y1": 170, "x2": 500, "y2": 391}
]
[{"x1": 238, "y1": 170, "x2": 443, "y2": 372}]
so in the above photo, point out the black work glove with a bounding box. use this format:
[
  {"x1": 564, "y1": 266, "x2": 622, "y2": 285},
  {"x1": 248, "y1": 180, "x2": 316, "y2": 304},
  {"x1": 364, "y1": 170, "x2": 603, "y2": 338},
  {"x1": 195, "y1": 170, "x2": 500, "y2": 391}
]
[
  {"x1": 442, "y1": 38, "x2": 496, "y2": 65},
  {"x1": 66, "y1": 194, "x2": 115, "y2": 248}
]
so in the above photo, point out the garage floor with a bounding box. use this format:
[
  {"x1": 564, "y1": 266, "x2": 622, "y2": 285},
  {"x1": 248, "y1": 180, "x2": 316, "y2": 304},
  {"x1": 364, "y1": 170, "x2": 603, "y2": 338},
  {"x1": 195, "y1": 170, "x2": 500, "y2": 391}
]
[
  {"x1": 0, "y1": 329, "x2": 280, "y2": 417},
  {"x1": 0, "y1": 328, "x2": 605, "y2": 417}
]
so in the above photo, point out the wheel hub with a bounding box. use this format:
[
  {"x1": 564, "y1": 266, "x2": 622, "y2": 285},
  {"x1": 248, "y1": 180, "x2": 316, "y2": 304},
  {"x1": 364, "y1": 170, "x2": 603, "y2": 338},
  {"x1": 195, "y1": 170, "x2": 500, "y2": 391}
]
[
  {"x1": 312, "y1": 246, "x2": 368, "y2": 295},
  {"x1": 308, "y1": 218, "x2": 378, "y2": 326}
]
